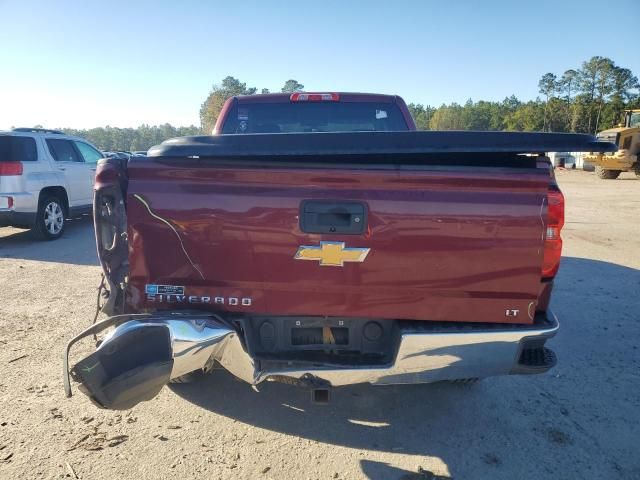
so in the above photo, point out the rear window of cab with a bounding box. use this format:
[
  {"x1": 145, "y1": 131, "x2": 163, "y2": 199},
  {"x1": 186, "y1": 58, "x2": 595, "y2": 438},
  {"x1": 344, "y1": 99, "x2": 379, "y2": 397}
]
[
  {"x1": 221, "y1": 101, "x2": 409, "y2": 134},
  {"x1": 0, "y1": 136, "x2": 38, "y2": 162}
]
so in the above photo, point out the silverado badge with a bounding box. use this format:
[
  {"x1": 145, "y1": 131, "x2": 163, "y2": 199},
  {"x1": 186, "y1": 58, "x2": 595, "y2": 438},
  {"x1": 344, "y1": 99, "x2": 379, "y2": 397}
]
[{"x1": 294, "y1": 241, "x2": 370, "y2": 267}]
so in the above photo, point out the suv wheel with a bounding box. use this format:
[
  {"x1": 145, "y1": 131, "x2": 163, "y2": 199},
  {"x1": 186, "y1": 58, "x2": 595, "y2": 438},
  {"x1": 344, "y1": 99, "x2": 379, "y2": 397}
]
[{"x1": 35, "y1": 197, "x2": 65, "y2": 240}]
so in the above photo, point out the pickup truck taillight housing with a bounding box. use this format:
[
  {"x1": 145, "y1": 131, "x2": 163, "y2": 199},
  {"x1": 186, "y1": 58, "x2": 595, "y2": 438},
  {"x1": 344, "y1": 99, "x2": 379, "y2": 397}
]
[
  {"x1": 94, "y1": 157, "x2": 129, "y2": 315},
  {"x1": 542, "y1": 188, "x2": 565, "y2": 278},
  {"x1": 0, "y1": 162, "x2": 23, "y2": 176}
]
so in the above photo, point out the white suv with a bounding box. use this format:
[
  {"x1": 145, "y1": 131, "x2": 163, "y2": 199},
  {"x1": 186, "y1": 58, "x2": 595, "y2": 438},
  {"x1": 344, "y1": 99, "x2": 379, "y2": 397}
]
[{"x1": 0, "y1": 128, "x2": 103, "y2": 240}]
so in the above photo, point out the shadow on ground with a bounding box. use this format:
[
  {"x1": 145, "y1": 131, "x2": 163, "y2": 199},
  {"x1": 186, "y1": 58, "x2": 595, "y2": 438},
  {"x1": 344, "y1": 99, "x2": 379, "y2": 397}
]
[
  {"x1": 170, "y1": 257, "x2": 640, "y2": 479},
  {"x1": 360, "y1": 460, "x2": 451, "y2": 480},
  {"x1": 0, "y1": 214, "x2": 98, "y2": 266}
]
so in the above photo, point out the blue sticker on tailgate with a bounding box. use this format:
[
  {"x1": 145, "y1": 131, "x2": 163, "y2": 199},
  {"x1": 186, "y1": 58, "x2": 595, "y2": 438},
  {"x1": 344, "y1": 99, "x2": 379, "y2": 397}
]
[{"x1": 145, "y1": 284, "x2": 185, "y2": 295}]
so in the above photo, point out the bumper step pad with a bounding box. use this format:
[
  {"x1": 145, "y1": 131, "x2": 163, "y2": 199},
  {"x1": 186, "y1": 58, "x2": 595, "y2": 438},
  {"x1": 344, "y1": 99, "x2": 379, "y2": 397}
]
[{"x1": 517, "y1": 347, "x2": 557, "y2": 373}]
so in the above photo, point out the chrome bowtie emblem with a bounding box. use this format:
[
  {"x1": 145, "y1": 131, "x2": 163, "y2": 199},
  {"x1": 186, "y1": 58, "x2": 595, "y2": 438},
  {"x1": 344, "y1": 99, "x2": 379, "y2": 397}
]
[{"x1": 294, "y1": 241, "x2": 370, "y2": 267}]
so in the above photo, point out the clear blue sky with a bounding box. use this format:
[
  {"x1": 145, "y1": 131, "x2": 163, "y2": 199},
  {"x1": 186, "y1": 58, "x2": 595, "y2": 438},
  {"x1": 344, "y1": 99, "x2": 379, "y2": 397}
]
[{"x1": 1, "y1": 0, "x2": 638, "y2": 129}]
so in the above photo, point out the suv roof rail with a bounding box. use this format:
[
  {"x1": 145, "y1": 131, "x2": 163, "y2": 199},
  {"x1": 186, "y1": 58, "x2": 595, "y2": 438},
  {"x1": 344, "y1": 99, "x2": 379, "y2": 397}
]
[{"x1": 12, "y1": 127, "x2": 65, "y2": 135}]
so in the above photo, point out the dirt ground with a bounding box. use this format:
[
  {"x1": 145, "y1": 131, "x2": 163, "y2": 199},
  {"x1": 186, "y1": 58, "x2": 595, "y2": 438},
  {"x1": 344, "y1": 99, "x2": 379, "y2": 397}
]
[{"x1": 1, "y1": 169, "x2": 639, "y2": 480}]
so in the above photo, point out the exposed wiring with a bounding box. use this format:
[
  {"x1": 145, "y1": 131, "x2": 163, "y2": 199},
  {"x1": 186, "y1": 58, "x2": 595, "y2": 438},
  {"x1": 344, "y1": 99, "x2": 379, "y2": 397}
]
[
  {"x1": 132, "y1": 193, "x2": 205, "y2": 280},
  {"x1": 92, "y1": 274, "x2": 107, "y2": 343}
]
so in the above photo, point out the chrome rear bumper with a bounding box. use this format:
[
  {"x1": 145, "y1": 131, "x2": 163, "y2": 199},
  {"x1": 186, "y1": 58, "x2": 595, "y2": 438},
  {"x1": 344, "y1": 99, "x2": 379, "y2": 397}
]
[
  {"x1": 64, "y1": 312, "x2": 558, "y2": 409},
  {"x1": 257, "y1": 315, "x2": 559, "y2": 386}
]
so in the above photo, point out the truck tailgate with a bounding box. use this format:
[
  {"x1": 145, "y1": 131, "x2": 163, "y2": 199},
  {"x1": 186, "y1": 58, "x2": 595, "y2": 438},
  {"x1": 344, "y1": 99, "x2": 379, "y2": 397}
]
[{"x1": 125, "y1": 158, "x2": 550, "y2": 324}]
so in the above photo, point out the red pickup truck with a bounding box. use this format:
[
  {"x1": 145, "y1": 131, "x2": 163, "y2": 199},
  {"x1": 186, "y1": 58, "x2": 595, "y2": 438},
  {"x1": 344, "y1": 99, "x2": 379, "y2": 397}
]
[{"x1": 64, "y1": 93, "x2": 615, "y2": 410}]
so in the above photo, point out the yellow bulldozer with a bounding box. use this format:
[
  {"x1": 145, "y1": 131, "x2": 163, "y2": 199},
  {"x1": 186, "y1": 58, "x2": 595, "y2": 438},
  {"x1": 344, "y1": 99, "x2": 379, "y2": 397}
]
[{"x1": 585, "y1": 109, "x2": 640, "y2": 179}]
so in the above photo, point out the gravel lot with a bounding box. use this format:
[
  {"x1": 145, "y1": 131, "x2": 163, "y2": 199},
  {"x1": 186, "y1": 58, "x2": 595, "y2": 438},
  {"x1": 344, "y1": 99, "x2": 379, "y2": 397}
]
[{"x1": 1, "y1": 169, "x2": 639, "y2": 480}]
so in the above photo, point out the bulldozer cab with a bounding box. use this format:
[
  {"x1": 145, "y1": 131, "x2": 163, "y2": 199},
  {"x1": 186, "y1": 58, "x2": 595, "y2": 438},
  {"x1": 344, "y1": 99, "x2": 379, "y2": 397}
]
[
  {"x1": 588, "y1": 109, "x2": 640, "y2": 179},
  {"x1": 623, "y1": 110, "x2": 640, "y2": 128}
]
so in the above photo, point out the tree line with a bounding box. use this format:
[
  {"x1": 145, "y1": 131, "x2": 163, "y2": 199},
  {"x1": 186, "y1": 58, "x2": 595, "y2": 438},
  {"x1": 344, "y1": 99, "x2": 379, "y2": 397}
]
[
  {"x1": 201, "y1": 56, "x2": 638, "y2": 135},
  {"x1": 59, "y1": 79, "x2": 304, "y2": 150},
  {"x1": 60, "y1": 124, "x2": 201, "y2": 152},
  {"x1": 55, "y1": 56, "x2": 638, "y2": 151},
  {"x1": 409, "y1": 56, "x2": 638, "y2": 133}
]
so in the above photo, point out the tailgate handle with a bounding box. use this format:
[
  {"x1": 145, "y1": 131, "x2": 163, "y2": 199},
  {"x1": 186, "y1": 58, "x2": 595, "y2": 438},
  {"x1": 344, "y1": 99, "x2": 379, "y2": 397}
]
[{"x1": 300, "y1": 200, "x2": 367, "y2": 235}]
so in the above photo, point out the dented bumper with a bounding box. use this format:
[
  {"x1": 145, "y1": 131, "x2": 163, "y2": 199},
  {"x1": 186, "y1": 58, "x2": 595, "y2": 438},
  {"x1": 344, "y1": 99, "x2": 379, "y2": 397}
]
[{"x1": 64, "y1": 312, "x2": 558, "y2": 410}]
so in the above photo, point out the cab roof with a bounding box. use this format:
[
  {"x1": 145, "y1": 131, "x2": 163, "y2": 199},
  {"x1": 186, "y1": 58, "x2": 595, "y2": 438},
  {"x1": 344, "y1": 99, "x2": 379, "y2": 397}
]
[{"x1": 233, "y1": 92, "x2": 401, "y2": 104}]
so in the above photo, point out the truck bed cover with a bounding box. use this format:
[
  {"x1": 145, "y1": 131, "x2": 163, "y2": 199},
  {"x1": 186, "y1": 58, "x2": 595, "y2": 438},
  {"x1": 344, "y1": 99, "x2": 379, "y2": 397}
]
[{"x1": 147, "y1": 131, "x2": 616, "y2": 158}]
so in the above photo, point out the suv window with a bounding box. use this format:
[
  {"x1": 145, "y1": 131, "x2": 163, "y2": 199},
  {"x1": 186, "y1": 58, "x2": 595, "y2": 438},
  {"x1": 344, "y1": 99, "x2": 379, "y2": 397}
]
[
  {"x1": 74, "y1": 141, "x2": 103, "y2": 163},
  {"x1": 221, "y1": 102, "x2": 408, "y2": 134},
  {"x1": 46, "y1": 139, "x2": 82, "y2": 162},
  {"x1": 0, "y1": 136, "x2": 38, "y2": 162}
]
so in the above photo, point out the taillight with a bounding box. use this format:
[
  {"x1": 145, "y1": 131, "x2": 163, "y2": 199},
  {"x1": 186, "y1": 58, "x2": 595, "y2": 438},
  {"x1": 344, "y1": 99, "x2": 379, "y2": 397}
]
[
  {"x1": 0, "y1": 162, "x2": 23, "y2": 176},
  {"x1": 290, "y1": 93, "x2": 340, "y2": 102},
  {"x1": 542, "y1": 188, "x2": 565, "y2": 278}
]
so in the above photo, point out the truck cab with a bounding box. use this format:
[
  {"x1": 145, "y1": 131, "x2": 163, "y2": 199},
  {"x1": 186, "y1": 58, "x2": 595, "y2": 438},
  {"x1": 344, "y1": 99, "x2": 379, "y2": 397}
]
[{"x1": 213, "y1": 92, "x2": 416, "y2": 134}]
